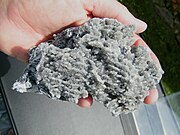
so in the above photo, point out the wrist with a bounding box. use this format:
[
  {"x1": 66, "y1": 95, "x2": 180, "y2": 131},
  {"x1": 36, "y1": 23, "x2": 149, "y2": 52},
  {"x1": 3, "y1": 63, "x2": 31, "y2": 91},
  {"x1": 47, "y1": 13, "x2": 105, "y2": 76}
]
[
  {"x1": 0, "y1": 0, "x2": 8, "y2": 52},
  {"x1": 0, "y1": 0, "x2": 36, "y2": 62}
]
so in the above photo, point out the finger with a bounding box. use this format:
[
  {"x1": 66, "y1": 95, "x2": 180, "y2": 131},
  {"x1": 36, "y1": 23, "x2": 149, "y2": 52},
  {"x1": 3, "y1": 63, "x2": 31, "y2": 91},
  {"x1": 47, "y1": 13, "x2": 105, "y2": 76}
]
[
  {"x1": 144, "y1": 89, "x2": 158, "y2": 104},
  {"x1": 77, "y1": 95, "x2": 93, "y2": 108},
  {"x1": 133, "y1": 35, "x2": 161, "y2": 67},
  {"x1": 91, "y1": 0, "x2": 147, "y2": 33}
]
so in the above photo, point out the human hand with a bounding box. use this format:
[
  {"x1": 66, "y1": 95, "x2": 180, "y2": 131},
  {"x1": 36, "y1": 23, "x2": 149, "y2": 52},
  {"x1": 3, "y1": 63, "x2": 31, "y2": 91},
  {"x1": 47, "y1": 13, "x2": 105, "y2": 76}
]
[{"x1": 0, "y1": 0, "x2": 158, "y2": 107}]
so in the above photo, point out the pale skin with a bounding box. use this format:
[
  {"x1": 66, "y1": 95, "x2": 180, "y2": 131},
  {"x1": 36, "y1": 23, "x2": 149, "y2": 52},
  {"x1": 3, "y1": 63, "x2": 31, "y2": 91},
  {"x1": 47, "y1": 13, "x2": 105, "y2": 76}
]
[{"x1": 0, "y1": 0, "x2": 159, "y2": 108}]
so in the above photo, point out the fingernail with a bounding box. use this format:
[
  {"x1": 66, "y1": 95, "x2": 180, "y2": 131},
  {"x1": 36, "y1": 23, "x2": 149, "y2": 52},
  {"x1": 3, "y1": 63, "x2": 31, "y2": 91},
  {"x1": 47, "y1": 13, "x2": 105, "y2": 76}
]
[
  {"x1": 134, "y1": 18, "x2": 147, "y2": 33},
  {"x1": 77, "y1": 95, "x2": 93, "y2": 108},
  {"x1": 80, "y1": 100, "x2": 91, "y2": 108},
  {"x1": 144, "y1": 89, "x2": 158, "y2": 104},
  {"x1": 78, "y1": 99, "x2": 91, "y2": 108}
]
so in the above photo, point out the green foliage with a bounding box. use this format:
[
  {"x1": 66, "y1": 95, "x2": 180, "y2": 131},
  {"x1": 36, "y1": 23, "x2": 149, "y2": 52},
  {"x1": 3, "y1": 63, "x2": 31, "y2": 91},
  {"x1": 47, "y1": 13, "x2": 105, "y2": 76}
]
[{"x1": 119, "y1": 0, "x2": 180, "y2": 94}]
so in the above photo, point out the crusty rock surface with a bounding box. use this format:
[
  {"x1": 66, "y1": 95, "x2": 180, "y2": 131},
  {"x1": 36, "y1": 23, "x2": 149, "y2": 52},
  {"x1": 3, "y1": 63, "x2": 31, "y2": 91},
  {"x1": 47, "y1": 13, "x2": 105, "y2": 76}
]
[{"x1": 13, "y1": 18, "x2": 163, "y2": 116}]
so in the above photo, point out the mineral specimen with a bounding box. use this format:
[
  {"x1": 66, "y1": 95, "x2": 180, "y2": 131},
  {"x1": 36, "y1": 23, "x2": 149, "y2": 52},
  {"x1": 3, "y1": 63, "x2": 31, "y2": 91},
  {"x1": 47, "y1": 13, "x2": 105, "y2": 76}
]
[{"x1": 13, "y1": 18, "x2": 163, "y2": 116}]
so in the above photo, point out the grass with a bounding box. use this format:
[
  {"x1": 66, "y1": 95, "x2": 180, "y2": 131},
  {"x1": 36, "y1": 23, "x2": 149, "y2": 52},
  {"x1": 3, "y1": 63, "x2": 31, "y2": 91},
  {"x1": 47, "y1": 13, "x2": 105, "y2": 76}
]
[{"x1": 119, "y1": 0, "x2": 180, "y2": 95}]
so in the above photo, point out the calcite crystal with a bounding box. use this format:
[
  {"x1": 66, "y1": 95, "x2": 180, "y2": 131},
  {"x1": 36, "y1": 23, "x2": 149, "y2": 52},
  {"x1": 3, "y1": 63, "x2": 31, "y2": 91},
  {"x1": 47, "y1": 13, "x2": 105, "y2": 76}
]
[{"x1": 13, "y1": 18, "x2": 163, "y2": 116}]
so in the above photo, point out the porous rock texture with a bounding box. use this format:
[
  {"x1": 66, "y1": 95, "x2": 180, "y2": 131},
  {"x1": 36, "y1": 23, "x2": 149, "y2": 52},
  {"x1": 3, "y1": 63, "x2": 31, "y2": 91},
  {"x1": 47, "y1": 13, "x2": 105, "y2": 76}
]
[{"x1": 13, "y1": 18, "x2": 163, "y2": 116}]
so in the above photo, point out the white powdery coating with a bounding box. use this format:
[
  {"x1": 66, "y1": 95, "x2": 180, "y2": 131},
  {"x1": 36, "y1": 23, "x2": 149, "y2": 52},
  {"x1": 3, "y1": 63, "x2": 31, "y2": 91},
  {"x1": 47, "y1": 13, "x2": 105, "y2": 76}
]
[{"x1": 13, "y1": 18, "x2": 163, "y2": 116}]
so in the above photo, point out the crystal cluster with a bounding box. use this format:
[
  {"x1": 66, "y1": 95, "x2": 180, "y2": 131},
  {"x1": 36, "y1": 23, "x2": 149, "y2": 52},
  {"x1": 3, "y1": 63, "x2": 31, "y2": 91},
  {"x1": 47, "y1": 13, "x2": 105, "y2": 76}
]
[{"x1": 13, "y1": 18, "x2": 163, "y2": 116}]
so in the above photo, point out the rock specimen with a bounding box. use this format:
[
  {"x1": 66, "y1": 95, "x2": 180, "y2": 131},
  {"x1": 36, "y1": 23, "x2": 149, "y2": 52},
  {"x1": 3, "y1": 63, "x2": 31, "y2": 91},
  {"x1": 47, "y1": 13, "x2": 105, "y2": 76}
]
[{"x1": 13, "y1": 18, "x2": 163, "y2": 116}]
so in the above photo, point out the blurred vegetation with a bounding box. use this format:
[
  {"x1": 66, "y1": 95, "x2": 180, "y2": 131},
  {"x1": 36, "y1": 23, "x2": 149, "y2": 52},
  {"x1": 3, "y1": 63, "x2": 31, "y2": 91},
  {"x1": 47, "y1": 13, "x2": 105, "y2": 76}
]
[{"x1": 119, "y1": 0, "x2": 180, "y2": 95}]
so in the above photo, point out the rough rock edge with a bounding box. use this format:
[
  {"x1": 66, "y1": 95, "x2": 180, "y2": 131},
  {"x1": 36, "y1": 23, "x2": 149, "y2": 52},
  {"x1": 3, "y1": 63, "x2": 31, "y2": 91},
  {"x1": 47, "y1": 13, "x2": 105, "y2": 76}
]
[{"x1": 13, "y1": 18, "x2": 164, "y2": 116}]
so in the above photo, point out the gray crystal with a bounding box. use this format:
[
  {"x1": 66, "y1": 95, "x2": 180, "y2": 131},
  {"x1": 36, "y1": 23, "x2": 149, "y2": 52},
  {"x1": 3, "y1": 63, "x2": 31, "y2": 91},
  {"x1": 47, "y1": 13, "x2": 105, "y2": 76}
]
[{"x1": 13, "y1": 18, "x2": 164, "y2": 116}]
